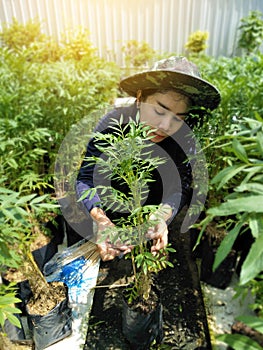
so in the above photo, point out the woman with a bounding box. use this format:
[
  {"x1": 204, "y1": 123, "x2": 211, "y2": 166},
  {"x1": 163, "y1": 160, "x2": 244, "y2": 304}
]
[{"x1": 76, "y1": 56, "x2": 220, "y2": 261}]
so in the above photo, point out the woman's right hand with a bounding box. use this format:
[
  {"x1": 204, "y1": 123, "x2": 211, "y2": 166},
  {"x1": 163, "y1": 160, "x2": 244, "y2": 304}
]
[
  {"x1": 90, "y1": 207, "x2": 133, "y2": 261},
  {"x1": 97, "y1": 239, "x2": 133, "y2": 261}
]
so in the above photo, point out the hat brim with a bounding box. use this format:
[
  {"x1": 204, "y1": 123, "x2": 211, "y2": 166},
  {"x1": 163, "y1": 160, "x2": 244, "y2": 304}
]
[{"x1": 120, "y1": 70, "x2": 220, "y2": 111}]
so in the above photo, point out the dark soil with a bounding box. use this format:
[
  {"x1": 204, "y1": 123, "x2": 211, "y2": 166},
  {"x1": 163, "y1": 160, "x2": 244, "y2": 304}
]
[{"x1": 85, "y1": 210, "x2": 211, "y2": 349}]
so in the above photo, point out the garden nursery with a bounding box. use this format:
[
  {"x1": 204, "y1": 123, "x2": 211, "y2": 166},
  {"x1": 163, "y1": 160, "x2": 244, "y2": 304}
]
[{"x1": 0, "y1": 10, "x2": 263, "y2": 350}]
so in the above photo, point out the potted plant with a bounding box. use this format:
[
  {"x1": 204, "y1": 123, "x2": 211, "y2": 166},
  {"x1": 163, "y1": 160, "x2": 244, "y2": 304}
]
[
  {"x1": 0, "y1": 188, "x2": 72, "y2": 350},
  {"x1": 79, "y1": 116, "x2": 175, "y2": 349}
]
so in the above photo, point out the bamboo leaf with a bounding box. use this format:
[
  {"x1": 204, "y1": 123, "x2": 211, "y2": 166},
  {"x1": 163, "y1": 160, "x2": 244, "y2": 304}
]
[
  {"x1": 236, "y1": 315, "x2": 263, "y2": 333},
  {"x1": 15, "y1": 193, "x2": 36, "y2": 204},
  {"x1": 211, "y1": 165, "x2": 247, "y2": 189},
  {"x1": 249, "y1": 213, "x2": 263, "y2": 238},
  {"x1": 236, "y1": 182, "x2": 263, "y2": 194},
  {"x1": 217, "y1": 333, "x2": 262, "y2": 350},
  {"x1": 213, "y1": 223, "x2": 242, "y2": 271},
  {"x1": 256, "y1": 131, "x2": 263, "y2": 154},
  {"x1": 232, "y1": 138, "x2": 248, "y2": 163},
  {"x1": 30, "y1": 194, "x2": 49, "y2": 204},
  {"x1": 207, "y1": 195, "x2": 263, "y2": 216},
  {"x1": 240, "y1": 234, "x2": 263, "y2": 285}
]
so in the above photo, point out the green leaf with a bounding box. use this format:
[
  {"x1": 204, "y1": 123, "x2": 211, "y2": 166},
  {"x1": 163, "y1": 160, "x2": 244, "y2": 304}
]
[
  {"x1": 249, "y1": 213, "x2": 263, "y2": 238},
  {"x1": 213, "y1": 223, "x2": 242, "y2": 271},
  {"x1": 6, "y1": 313, "x2": 22, "y2": 328},
  {"x1": 211, "y1": 165, "x2": 247, "y2": 189},
  {"x1": 217, "y1": 333, "x2": 262, "y2": 350},
  {"x1": 166, "y1": 261, "x2": 174, "y2": 268},
  {"x1": 30, "y1": 194, "x2": 48, "y2": 204},
  {"x1": 240, "y1": 234, "x2": 263, "y2": 285},
  {"x1": 236, "y1": 315, "x2": 263, "y2": 333},
  {"x1": 236, "y1": 183, "x2": 263, "y2": 194},
  {"x1": 232, "y1": 138, "x2": 248, "y2": 163},
  {"x1": 256, "y1": 131, "x2": 263, "y2": 153},
  {"x1": 15, "y1": 193, "x2": 36, "y2": 204},
  {"x1": 207, "y1": 195, "x2": 263, "y2": 216},
  {"x1": 0, "y1": 313, "x2": 4, "y2": 327},
  {"x1": 2, "y1": 208, "x2": 20, "y2": 222}
]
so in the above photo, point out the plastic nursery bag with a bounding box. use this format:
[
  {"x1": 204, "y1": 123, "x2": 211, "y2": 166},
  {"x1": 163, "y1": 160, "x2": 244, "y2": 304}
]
[
  {"x1": 43, "y1": 239, "x2": 100, "y2": 305},
  {"x1": 27, "y1": 297, "x2": 72, "y2": 350},
  {"x1": 43, "y1": 240, "x2": 100, "y2": 346}
]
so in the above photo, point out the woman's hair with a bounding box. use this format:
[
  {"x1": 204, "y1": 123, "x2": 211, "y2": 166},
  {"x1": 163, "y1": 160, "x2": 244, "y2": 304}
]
[{"x1": 139, "y1": 88, "x2": 192, "y2": 107}]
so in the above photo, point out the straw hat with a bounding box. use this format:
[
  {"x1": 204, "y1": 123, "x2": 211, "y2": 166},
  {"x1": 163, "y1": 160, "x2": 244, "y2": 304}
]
[{"x1": 120, "y1": 56, "x2": 220, "y2": 110}]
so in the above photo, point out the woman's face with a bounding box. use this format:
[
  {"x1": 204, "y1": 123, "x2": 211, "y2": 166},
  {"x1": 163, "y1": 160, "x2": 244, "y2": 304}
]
[{"x1": 140, "y1": 91, "x2": 190, "y2": 143}]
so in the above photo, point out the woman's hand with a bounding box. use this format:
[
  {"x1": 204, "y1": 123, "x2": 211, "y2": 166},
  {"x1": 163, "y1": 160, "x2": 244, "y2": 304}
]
[
  {"x1": 97, "y1": 239, "x2": 132, "y2": 261},
  {"x1": 146, "y1": 217, "x2": 168, "y2": 254},
  {"x1": 146, "y1": 204, "x2": 172, "y2": 255},
  {"x1": 90, "y1": 207, "x2": 133, "y2": 261}
]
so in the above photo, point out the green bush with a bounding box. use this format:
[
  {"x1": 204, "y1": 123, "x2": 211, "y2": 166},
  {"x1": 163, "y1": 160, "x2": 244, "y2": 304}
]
[
  {"x1": 237, "y1": 10, "x2": 263, "y2": 55},
  {"x1": 0, "y1": 20, "x2": 121, "y2": 194},
  {"x1": 190, "y1": 54, "x2": 263, "y2": 208},
  {"x1": 0, "y1": 187, "x2": 57, "y2": 332},
  {"x1": 195, "y1": 65, "x2": 263, "y2": 348},
  {"x1": 185, "y1": 30, "x2": 209, "y2": 54},
  {"x1": 0, "y1": 18, "x2": 46, "y2": 50}
]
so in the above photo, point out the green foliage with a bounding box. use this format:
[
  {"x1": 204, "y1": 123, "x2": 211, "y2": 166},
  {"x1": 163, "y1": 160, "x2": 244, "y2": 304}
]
[
  {"x1": 0, "y1": 187, "x2": 58, "y2": 330},
  {"x1": 79, "y1": 116, "x2": 175, "y2": 302},
  {"x1": 0, "y1": 122, "x2": 54, "y2": 194},
  {"x1": 199, "y1": 117, "x2": 263, "y2": 284},
  {"x1": 0, "y1": 19, "x2": 120, "y2": 195},
  {"x1": 217, "y1": 313, "x2": 263, "y2": 349},
  {"x1": 0, "y1": 283, "x2": 22, "y2": 329},
  {"x1": 217, "y1": 333, "x2": 262, "y2": 350},
  {"x1": 122, "y1": 40, "x2": 157, "y2": 68},
  {"x1": 190, "y1": 54, "x2": 263, "y2": 210},
  {"x1": 61, "y1": 27, "x2": 97, "y2": 61},
  {"x1": 237, "y1": 11, "x2": 263, "y2": 55},
  {"x1": 0, "y1": 18, "x2": 46, "y2": 50},
  {"x1": 191, "y1": 52, "x2": 263, "y2": 350},
  {"x1": 0, "y1": 187, "x2": 58, "y2": 271},
  {"x1": 185, "y1": 30, "x2": 209, "y2": 54},
  {"x1": 198, "y1": 117, "x2": 263, "y2": 350}
]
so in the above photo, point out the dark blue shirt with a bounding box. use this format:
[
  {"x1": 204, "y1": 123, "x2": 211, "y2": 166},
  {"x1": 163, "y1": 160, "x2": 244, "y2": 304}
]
[{"x1": 76, "y1": 103, "x2": 194, "y2": 224}]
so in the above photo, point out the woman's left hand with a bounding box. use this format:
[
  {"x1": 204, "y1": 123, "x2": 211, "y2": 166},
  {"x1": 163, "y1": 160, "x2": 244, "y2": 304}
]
[
  {"x1": 146, "y1": 217, "x2": 168, "y2": 255},
  {"x1": 146, "y1": 204, "x2": 172, "y2": 254}
]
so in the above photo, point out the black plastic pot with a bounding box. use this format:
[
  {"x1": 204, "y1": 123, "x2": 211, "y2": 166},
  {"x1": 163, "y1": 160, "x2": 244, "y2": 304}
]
[
  {"x1": 122, "y1": 291, "x2": 163, "y2": 350},
  {"x1": 27, "y1": 297, "x2": 72, "y2": 350},
  {"x1": 3, "y1": 314, "x2": 25, "y2": 341}
]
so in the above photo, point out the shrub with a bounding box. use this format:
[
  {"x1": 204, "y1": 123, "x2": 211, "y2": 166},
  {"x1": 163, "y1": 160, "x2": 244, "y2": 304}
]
[
  {"x1": 0, "y1": 20, "x2": 121, "y2": 194},
  {"x1": 237, "y1": 10, "x2": 263, "y2": 55},
  {"x1": 122, "y1": 39, "x2": 157, "y2": 68},
  {"x1": 185, "y1": 30, "x2": 209, "y2": 54},
  {"x1": 0, "y1": 18, "x2": 45, "y2": 50}
]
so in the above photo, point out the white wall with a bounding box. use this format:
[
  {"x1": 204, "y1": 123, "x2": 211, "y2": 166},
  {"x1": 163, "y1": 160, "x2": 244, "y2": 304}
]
[{"x1": 0, "y1": 0, "x2": 262, "y2": 64}]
